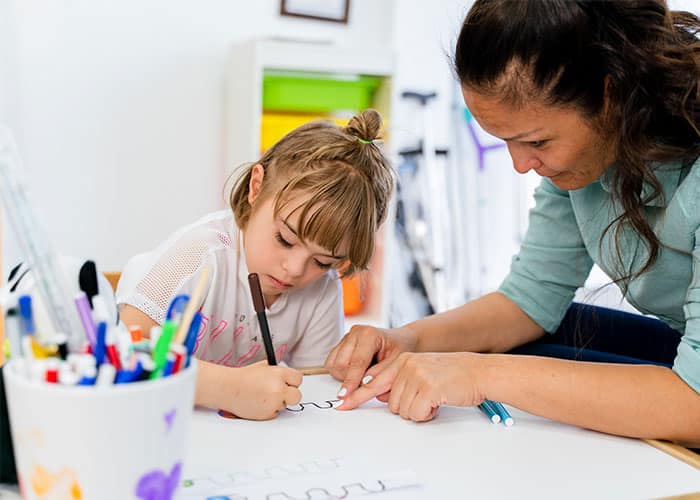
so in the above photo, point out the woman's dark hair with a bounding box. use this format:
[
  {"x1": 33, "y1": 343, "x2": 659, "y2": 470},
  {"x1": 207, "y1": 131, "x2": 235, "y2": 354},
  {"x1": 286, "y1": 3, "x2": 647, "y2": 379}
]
[{"x1": 455, "y1": 0, "x2": 700, "y2": 291}]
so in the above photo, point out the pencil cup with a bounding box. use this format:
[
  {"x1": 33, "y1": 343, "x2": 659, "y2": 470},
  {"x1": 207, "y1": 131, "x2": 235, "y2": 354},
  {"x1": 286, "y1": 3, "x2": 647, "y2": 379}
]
[{"x1": 2, "y1": 359, "x2": 197, "y2": 500}]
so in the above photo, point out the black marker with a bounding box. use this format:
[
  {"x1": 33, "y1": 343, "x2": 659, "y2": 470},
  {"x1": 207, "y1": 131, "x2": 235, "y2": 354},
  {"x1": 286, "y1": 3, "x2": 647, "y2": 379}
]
[{"x1": 248, "y1": 273, "x2": 277, "y2": 365}]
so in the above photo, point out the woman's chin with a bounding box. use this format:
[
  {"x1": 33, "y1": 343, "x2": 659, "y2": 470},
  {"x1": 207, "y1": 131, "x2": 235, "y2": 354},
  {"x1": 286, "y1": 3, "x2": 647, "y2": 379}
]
[{"x1": 549, "y1": 174, "x2": 589, "y2": 191}]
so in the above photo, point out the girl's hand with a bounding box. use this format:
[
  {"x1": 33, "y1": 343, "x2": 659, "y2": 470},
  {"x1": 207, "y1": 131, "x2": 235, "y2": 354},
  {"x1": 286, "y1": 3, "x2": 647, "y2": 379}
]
[
  {"x1": 324, "y1": 325, "x2": 418, "y2": 398},
  {"x1": 337, "y1": 352, "x2": 485, "y2": 422},
  {"x1": 198, "y1": 360, "x2": 303, "y2": 420}
]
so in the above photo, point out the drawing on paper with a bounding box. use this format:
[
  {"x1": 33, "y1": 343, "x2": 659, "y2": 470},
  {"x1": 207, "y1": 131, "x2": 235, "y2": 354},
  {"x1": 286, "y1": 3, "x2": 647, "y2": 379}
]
[
  {"x1": 285, "y1": 400, "x2": 341, "y2": 412},
  {"x1": 176, "y1": 458, "x2": 422, "y2": 499},
  {"x1": 183, "y1": 458, "x2": 343, "y2": 488},
  {"x1": 217, "y1": 400, "x2": 342, "y2": 419}
]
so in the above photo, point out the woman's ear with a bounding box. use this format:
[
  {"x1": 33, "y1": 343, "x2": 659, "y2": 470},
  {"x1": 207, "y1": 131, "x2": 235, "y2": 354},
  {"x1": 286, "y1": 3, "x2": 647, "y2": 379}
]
[{"x1": 248, "y1": 164, "x2": 265, "y2": 204}]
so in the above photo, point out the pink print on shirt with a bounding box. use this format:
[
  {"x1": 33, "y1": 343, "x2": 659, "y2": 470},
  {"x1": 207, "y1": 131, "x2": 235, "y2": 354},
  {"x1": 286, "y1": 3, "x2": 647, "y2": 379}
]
[
  {"x1": 195, "y1": 312, "x2": 279, "y2": 367},
  {"x1": 195, "y1": 314, "x2": 229, "y2": 359},
  {"x1": 216, "y1": 346, "x2": 237, "y2": 365},
  {"x1": 233, "y1": 325, "x2": 244, "y2": 341},
  {"x1": 275, "y1": 343, "x2": 288, "y2": 361},
  {"x1": 232, "y1": 343, "x2": 261, "y2": 367}
]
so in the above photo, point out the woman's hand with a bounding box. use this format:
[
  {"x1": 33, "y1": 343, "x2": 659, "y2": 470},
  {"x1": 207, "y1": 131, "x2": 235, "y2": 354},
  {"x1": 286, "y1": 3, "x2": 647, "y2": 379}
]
[
  {"x1": 324, "y1": 325, "x2": 418, "y2": 398},
  {"x1": 196, "y1": 360, "x2": 303, "y2": 420},
  {"x1": 337, "y1": 352, "x2": 486, "y2": 422}
]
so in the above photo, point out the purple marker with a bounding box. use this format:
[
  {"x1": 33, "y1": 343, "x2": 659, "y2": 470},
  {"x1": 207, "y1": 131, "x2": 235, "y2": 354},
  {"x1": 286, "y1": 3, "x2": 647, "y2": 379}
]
[{"x1": 74, "y1": 292, "x2": 97, "y2": 347}]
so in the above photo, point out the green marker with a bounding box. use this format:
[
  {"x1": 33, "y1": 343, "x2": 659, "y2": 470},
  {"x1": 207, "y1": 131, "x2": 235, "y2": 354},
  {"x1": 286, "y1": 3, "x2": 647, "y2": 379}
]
[{"x1": 150, "y1": 320, "x2": 177, "y2": 379}]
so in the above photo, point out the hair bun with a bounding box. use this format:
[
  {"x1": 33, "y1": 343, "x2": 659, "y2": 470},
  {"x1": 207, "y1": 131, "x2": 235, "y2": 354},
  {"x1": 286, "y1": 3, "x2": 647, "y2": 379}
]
[{"x1": 345, "y1": 108, "x2": 383, "y2": 143}]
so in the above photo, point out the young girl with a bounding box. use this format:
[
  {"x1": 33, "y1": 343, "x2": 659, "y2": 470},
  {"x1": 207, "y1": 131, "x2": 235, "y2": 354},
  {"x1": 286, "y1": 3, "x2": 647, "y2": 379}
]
[{"x1": 117, "y1": 109, "x2": 394, "y2": 420}]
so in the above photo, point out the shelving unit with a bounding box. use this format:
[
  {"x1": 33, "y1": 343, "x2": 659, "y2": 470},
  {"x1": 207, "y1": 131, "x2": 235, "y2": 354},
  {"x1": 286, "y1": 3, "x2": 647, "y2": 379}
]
[{"x1": 225, "y1": 39, "x2": 395, "y2": 330}]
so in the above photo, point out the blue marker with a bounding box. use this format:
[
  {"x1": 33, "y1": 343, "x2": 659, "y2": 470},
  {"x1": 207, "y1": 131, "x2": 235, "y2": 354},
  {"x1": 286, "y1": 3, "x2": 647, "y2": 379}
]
[
  {"x1": 183, "y1": 311, "x2": 202, "y2": 357},
  {"x1": 478, "y1": 401, "x2": 501, "y2": 424},
  {"x1": 114, "y1": 370, "x2": 129, "y2": 384},
  {"x1": 78, "y1": 365, "x2": 97, "y2": 386},
  {"x1": 114, "y1": 361, "x2": 143, "y2": 384},
  {"x1": 490, "y1": 401, "x2": 514, "y2": 427},
  {"x1": 165, "y1": 294, "x2": 190, "y2": 322},
  {"x1": 94, "y1": 321, "x2": 107, "y2": 365},
  {"x1": 17, "y1": 295, "x2": 36, "y2": 336},
  {"x1": 162, "y1": 354, "x2": 176, "y2": 377}
]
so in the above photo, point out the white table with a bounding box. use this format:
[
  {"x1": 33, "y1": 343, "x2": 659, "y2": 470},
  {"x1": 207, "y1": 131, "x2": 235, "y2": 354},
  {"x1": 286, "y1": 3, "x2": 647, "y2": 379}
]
[{"x1": 179, "y1": 374, "x2": 700, "y2": 499}]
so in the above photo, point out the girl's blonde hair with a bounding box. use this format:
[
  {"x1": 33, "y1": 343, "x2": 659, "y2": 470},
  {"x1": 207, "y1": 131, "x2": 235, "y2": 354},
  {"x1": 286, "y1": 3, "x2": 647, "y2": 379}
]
[{"x1": 229, "y1": 109, "x2": 394, "y2": 277}]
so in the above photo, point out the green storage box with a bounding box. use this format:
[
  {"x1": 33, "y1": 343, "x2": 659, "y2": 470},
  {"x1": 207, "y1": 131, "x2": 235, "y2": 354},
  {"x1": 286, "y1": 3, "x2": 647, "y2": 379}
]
[{"x1": 263, "y1": 71, "x2": 382, "y2": 113}]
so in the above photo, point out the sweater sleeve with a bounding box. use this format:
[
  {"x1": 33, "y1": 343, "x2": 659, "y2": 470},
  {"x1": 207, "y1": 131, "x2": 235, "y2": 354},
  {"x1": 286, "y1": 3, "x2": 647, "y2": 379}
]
[{"x1": 499, "y1": 178, "x2": 594, "y2": 332}]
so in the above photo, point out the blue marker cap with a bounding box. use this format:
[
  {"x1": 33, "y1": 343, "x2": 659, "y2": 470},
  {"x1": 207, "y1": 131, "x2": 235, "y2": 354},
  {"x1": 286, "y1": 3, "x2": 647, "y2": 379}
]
[
  {"x1": 165, "y1": 294, "x2": 190, "y2": 322},
  {"x1": 162, "y1": 355, "x2": 175, "y2": 377},
  {"x1": 94, "y1": 321, "x2": 107, "y2": 365},
  {"x1": 478, "y1": 401, "x2": 501, "y2": 424},
  {"x1": 17, "y1": 295, "x2": 35, "y2": 335},
  {"x1": 77, "y1": 365, "x2": 97, "y2": 386},
  {"x1": 490, "y1": 401, "x2": 515, "y2": 427},
  {"x1": 114, "y1": 360, "x2": 143, "y2": 384},
  {"x1": 114, "y1": 369, "x2": 131, "y2": 384}
]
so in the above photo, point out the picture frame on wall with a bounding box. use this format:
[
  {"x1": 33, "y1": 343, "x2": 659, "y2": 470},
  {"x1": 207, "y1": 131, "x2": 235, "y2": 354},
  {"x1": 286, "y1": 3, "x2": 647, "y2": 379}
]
[{"x1": 280, "y1": 0, "x2": 350, "y2": 24}]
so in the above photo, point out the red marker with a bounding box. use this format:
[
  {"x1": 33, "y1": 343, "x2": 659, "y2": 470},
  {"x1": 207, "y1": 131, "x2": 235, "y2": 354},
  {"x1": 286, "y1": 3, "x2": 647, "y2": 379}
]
[
  {"x1": 105, "y1": 328, "x2": 122, "y2": 370},
  {"x1": 170, "y1": 344, "x2": 186, "y2": 374},
  {"x1": 45, "y1": 359, "x2": 59, "y2": 383}
]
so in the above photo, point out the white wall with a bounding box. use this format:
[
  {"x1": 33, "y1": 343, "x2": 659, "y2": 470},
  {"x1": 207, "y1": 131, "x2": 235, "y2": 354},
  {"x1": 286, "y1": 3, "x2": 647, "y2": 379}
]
[
  {"x1": 3, "y1": 0, "x2": 697, "y2": 308},
  {"x1": 0, "y1": 0, "x2": 21, "y2": 273},
  {"x1": 391, "y1": 0, "x2": 531, "y2": 302},
  {"x1": 1, "y1": 0, "x2": 393, "y2": 274},
  {"x1": 390, "y1": 0, "x2": 468, "y2": 151}
]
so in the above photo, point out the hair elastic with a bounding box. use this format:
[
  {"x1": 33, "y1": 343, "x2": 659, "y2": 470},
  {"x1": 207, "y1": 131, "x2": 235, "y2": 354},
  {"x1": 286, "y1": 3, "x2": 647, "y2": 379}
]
[{"x1": 357, "y1": 137, "x2": 373, "y2": 144}]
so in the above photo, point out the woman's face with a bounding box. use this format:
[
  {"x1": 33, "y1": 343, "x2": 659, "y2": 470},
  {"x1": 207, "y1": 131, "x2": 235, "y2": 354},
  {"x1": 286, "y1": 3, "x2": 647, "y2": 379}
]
[{"x1": 462, "y1": 87, "x2": 616, "y2": 191}]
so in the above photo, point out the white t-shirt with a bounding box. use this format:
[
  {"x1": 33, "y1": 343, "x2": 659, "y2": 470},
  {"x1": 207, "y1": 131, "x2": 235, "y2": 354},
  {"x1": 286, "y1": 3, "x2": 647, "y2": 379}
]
[{"x1": 116, "y1": 210, "x2": 342, "y2": 367}]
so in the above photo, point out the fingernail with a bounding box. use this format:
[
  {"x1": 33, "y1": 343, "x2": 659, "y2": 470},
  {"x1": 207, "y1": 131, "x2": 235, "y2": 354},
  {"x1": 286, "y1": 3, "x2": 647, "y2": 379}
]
[
  {"x1": 336, "y1": 399, "x2": 345, "y2": 409},
  {"x1": 337, "y1": 387, "x2": 348, "y2": 398},
  {"x1": 361, "y1": 375, "x2": 373, "y2": 385}
]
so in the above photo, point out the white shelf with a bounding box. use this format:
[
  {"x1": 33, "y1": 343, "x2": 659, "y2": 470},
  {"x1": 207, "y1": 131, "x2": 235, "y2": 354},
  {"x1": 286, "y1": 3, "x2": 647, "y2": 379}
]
[
  {"x1": 255, "y1": 39, "x2": 394, "y2": 75},
  {"x1": 225, "y1": 39, "x2": 394, "y2": 172}
]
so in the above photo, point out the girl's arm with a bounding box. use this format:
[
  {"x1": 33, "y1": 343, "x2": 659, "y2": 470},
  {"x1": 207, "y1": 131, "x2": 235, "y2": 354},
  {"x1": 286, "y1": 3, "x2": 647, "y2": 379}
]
[
  {"x1": 119, "y1": 305, "x2": 303, "y2": 419},
  {"x1": 195, "y1": 358, "x2": 303, "y2": 420},
  {"x1": 118, "y1": 304, "x2": 159, "y2": 340}
]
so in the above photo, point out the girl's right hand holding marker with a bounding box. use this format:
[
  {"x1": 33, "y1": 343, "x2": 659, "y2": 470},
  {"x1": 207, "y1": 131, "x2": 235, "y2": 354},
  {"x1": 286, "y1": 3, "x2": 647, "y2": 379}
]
[
  {"x1": 324, "y1": 324, "x2": 418, "y2": 399},
  {"x1": 196, "y1": 360, "x2": 302, "y2": 420}
]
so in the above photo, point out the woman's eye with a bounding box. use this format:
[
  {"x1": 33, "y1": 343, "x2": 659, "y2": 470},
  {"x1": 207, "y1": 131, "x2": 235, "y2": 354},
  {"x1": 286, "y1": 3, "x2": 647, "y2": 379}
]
[
  {"x1": 528, "y1": 140, "x2": 547, "y2": 148},
  {"x1": 275, "y1": 233, "x2": 293, "y2": 248}
]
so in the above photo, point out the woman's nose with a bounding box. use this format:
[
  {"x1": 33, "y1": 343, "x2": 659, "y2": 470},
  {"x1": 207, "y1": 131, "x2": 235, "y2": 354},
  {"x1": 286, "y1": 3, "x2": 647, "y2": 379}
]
[{"x1": 507, "y1": 143, "x2": 542, "y2": 174}]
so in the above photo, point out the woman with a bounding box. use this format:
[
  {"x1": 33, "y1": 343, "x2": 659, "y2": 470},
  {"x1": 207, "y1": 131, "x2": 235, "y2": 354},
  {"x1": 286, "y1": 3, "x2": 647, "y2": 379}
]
[{"x1": 326, "y1": 0, "x2": 700, "y2": 444}]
